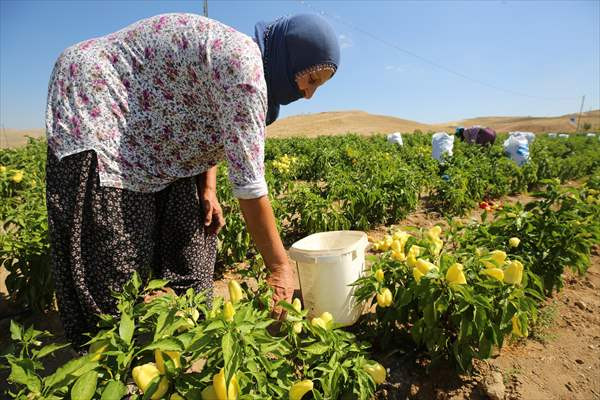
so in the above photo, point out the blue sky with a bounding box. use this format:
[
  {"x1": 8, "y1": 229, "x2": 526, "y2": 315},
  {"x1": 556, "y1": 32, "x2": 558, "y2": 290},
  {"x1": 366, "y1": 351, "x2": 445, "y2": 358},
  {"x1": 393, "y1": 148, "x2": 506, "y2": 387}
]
[{"x1": 1, "y1": 0, "x2": 598, "y2": 129}]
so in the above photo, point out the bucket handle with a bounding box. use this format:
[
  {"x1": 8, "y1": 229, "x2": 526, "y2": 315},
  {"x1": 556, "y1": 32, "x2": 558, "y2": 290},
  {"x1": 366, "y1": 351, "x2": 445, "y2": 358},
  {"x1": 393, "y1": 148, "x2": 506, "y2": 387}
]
[{"x1": 289, "y1": 249, "x2": 358, "y2": 264}]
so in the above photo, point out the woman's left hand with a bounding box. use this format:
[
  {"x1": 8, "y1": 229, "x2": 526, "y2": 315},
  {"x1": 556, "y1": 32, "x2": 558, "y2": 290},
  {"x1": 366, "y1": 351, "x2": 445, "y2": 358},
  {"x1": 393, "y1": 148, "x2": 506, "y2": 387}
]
[{"x1": 201, "y1": 190, "x2": 225, "y2": 234}]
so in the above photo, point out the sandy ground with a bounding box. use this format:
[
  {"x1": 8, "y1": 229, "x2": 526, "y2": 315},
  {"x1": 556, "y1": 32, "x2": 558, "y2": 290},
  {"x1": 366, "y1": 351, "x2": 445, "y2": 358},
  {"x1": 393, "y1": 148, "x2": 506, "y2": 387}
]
[{"x1": 2, "y1": 109, "x2": 599, "y2": 148}]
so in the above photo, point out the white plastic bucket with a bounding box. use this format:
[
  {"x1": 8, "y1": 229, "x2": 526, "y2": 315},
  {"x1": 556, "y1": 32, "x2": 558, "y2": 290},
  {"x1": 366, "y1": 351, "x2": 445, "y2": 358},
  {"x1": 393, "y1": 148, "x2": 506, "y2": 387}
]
[{"x1": 288, "y1": 231, "x2": 368, "y2": 326}]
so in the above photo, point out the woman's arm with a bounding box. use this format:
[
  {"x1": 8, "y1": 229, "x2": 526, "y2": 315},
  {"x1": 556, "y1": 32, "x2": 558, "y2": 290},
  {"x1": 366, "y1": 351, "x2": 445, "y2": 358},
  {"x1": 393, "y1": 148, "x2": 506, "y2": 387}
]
[
  {"x1": 196, "y1": 166, "x2": 225, "y2": 234},
  {"x1": 238, "y1": 196, "x2": 294, "y2": 309},
  {"x1": 197, "y1": 165, "x2": 217, "y2": 193}
]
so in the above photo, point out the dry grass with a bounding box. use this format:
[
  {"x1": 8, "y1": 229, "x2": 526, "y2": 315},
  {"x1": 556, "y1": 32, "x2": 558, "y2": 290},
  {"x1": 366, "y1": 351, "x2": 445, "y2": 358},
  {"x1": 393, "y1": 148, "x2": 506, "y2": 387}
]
[
  {"x1": 0, "y1": 128, "x2": 44, "y2": 149},
  {"x1": 267, "y1": 109, "x2": 600, "y2": 137}
]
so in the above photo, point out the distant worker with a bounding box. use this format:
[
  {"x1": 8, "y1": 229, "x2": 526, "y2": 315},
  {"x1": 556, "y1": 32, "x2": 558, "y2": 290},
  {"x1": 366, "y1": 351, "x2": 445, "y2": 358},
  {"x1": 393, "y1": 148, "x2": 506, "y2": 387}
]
[{"x1": 455, "y1": 126, "x2": 496, "y2": 146}]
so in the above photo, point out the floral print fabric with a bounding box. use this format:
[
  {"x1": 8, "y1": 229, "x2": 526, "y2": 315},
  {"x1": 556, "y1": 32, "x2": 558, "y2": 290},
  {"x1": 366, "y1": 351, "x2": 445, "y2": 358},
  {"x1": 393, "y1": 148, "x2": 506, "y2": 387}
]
[
  {"x1": 46, "y1": 13, "x2": 268, "y2": 199},
  {"x1": 46, "y1": 149, "x2": 218, "y2": 347}
]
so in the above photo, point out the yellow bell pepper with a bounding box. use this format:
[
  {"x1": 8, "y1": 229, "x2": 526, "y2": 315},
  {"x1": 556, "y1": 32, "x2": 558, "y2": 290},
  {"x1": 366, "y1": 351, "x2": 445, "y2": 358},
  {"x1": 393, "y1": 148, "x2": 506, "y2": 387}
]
[
  {"x1": 228, "y1": 280, "x2": 244, "y2": 304},
  {"x1": 391, "y1": 250, "x2": 406, "y2": 262},
  {"x1": 292, "y1": 298, "x2": 302, "y2": 313},
  {"x1": 406, "y1": 245, "x2": 424, "y2": 267},
  {"x1": 213, "y1": 369, "x2": 238, "y2": 400},
  {"x1": 431, "y1": 237, "x2": 443, "y2": 256},
  {"x1": 482, "y1": 268, "x2": 504, "y2": 282},
  {"x1": 171, "y1": 394, "x2": 186, "y2": 400},
  {"x1": 374, "y1": 269, "x2": 384, "y2": 283},
  {"x1": 88, "y1": 340, "x2": 109, "y2": 361},
  {"x1": 12, "y1": 170, "x2": 23, "y2": 183},
  {"x1": 223, "y1": 301, "x2": 235, "y2": 322},
  {"x1": 488, "y1": 250, "x2": 507, "y2": 264},
  {"x1": 413, "y1": 268, "x2": 425, "y2": 283},
  {"x1": 509, "y1": 237, "x2": 520, "y2": 248},
  {"x1": 445, "y1": 263, "x2": 467, "y2": 285},
  {"x1": 311, "y1": 317, "x2": 327, "y2": 330},
  {"x1": 175, "y1": 308, "x2": 200, "y2": 332},
  {"x1": 426, "y1": 226, "x2": 442, "y2": 240},
  {"x1": 293, "y1": 322, "x2": 303, "y2": 334},
  {"x1": 376, "y1": 288, "x2": 393, "y2": 308},
  {"x1": 320, "y1": 312, "x2": 334, "y2": 329},
  {"x1": 363, "y1": 361, "x2": 386, "y2": 384},
  {"x1": 289, "y1": 380, "x2": 313, "y2": 400},
  {"x1": 504, "y1": 260, "x2": 523, "y2": 285},
  {"x1": 380, "y1": 236, "x2": 393, "y2": 251},
  {"x1": 415, "y1": 259, "x2": 438, "y2": 275},
  {"x1": 511, "y1": 315, "x2": 527, "y2": 337},
  {"x1": 320, "y1": 311, "x2": 333, "y2": 321},
  {"x1": 393, "y1": 231, "x2": 411, "y2": 252},
  {"x1": 132, "y1": 363, "x2": 169, "y2": 400},
  {"x1": 155, "y1": 349, "x2": 182, "y2": 374},
  {"x1": 392, "y1": 230, "x2": 407, "y2": 241}
]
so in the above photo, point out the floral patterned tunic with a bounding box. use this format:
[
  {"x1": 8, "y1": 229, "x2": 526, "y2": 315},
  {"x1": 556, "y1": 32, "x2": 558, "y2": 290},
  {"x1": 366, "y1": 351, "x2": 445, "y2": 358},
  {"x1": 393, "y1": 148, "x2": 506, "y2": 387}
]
[{"x1": 46, "y1": 13, "x2": 268, "y2": 198}]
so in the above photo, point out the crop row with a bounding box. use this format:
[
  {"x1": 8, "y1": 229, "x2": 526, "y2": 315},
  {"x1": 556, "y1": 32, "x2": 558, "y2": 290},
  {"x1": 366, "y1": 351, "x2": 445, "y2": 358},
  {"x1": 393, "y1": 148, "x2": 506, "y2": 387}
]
[
  {"x1": 4, "y1": 179, "x2": 599, "y2": 399},
  {"x1": 1, "y1": 134, "x2": 599, "y2": 313}
]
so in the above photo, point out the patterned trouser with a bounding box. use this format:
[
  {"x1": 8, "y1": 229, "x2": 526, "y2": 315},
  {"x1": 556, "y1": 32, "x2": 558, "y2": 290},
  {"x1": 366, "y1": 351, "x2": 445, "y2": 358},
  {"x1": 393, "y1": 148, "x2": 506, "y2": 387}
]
[{"x1": 46, "y1": 149, "x2": 217, "y2": 347}]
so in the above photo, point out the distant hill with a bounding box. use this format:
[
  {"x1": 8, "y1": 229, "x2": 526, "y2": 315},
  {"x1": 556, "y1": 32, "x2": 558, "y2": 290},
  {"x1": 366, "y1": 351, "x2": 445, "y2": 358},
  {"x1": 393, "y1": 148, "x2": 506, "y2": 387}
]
[
  {"x1": 0, "y1": 128, "x2": 45, "y2": 148},
  {"x1": 445, "y1": 110, "x2": 600, "y2": 135},
  {"x1": 267, "y1": 109, "x2": 600, "y2": 137},
  {"x1": 2, "y1": 110, "x2": 599, "y2": 148},
  {"x1": 266, "y1": 110, "x2": 433, "y2": 137}
]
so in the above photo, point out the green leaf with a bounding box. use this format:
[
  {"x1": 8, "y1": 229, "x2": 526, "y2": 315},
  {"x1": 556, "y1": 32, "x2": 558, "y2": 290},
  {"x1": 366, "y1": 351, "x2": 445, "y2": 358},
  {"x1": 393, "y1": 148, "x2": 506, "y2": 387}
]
[
  {"x1": 119, "y1": 312, "x2": 134, "y2": 345},
  {"x1": 10, "y1": 320, "x2": 23, "y2": 341},
  {"x1": 43, "y1": 356, "x2": 99, "y2": 392},
  {"x1": 302, "y1": 342, "x2": 330, "y2": 355},
  {"x1": 140, "y1": 337, "x2": 184, "y2": 353},
  {"x1": 100, "y1": 380, "x2": 127, "y2": 400},
  {"x1": 144, "y1": 279, "x2": 170, "y2": 292},
  {"x1": 7, "y1": 359, "x2": 41, "y2": 393},
  {"x1": 222, "y1": 332, "x2": 242, "y2": 384},
  {"x1": 70, "y1": 370, "x2": 98, "y2": 400},
  {"x1": 36, "y1": 343, "x2": 71, "y2": 359}
]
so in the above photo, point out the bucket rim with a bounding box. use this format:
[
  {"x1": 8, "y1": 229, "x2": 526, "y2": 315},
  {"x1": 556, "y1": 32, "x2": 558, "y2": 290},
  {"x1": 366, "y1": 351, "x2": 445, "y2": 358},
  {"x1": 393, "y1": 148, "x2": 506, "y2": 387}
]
[{"x1": 289, "y1": 230, "x2": 368, "y2": 258}]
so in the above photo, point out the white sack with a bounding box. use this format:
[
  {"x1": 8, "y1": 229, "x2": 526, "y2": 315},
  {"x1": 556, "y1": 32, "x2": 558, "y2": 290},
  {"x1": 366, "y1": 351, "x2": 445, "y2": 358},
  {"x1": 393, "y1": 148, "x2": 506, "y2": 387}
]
[
  {"x1": 387, "y1": 132, "x2": 403, "y2": 146},
  {"x1": 503, "y1": 135, "x2": 530, "y2": 166},
  {"x1": 432, "y1": 132, "x2": 455, "y2": 162}
]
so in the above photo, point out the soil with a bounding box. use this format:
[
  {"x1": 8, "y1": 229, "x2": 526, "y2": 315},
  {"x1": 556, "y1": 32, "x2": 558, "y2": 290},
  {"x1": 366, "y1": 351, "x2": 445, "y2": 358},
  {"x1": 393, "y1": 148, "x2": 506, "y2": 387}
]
[{"x1": 1, "y1": 188, "x2": 599, "y2": 400}]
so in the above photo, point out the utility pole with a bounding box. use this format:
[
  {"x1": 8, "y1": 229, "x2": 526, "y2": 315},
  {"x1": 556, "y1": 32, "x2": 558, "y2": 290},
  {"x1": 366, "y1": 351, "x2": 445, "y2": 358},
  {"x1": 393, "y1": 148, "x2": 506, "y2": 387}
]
[
  {"x1": 203, "y1": 0, "x2": 208, "y2": 17},
  {"x1": 575, "y1": 95, "x2": 585, "y2": 134}
]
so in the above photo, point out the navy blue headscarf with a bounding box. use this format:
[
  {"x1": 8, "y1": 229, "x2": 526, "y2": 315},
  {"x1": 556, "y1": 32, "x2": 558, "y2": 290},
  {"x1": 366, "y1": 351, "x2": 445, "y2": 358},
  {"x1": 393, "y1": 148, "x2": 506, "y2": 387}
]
[{"x1": 254, "y1": 14, "x2": 340, "y2": 125}]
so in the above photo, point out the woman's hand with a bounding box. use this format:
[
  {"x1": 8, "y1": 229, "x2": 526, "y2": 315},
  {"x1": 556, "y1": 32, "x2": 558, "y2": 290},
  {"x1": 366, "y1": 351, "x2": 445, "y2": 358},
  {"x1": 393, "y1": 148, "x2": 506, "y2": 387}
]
[
  {"x1": 237, "y1": 196, "x2": 295, "y2": 320},
  {"x1": 267, "y1": 263, "x2": 296, "y2": 319},
  {"x1": 201, "y1": 189, "x2": 225, "y2": 234}
]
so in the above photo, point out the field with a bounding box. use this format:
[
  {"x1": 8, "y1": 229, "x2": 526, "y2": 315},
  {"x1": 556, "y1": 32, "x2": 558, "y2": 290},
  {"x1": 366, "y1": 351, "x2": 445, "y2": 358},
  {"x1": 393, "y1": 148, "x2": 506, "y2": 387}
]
[{"x1": 1, "y1": 130, "x2": 599, "y2": 399}]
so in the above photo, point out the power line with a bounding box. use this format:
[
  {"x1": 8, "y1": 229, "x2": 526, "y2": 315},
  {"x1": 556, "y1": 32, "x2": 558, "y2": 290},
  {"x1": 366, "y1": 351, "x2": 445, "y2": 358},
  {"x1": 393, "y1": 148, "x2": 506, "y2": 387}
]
[{"x1": 298, "y1": 0, "x2": 581, "y2": 102}]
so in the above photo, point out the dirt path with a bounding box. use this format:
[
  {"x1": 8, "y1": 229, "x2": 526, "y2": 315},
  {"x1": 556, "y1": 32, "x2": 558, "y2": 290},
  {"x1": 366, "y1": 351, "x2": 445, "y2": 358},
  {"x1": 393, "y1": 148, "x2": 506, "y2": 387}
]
[
  {"x1": 489, "y1": 254, "x2": 600, "y2": 400},
  {"x1": 368, "y1": 251, "x2": 599, "y2": 400}
]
